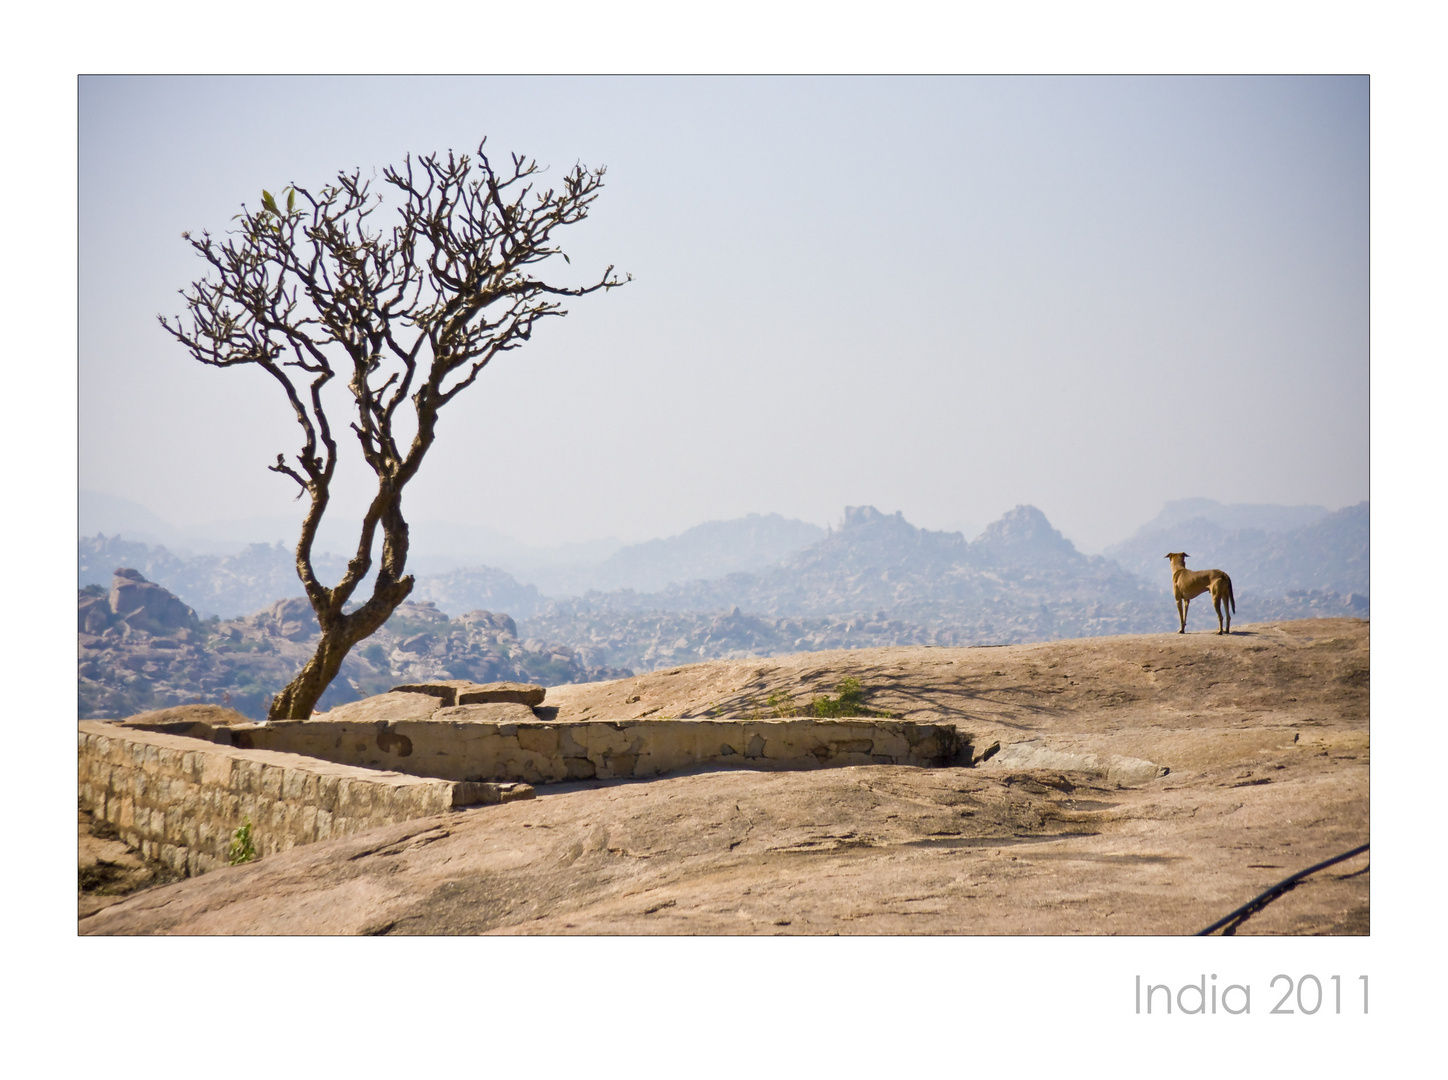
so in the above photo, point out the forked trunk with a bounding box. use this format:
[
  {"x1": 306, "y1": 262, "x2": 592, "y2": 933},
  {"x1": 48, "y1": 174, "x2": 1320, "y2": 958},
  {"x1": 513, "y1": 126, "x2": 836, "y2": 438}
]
[
  {"x1": 267, "y1": 628, "x2": 361, "y2": 720},
  {"x1": 268, "y1": 495, "x2": 415, "y2": 720}
]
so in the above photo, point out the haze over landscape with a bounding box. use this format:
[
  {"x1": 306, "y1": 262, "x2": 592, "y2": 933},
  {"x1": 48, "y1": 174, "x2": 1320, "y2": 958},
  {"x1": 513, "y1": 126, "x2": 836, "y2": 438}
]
[
  {"x1": 77, "y1": 75, "x2": 1370, "y2": 721},
  {"x1": 79, "y1": 486, "x2": 1367, "y2": 719},
  {"x1": 81, "y1": 75, "x2": 1367, "y2": 557}
]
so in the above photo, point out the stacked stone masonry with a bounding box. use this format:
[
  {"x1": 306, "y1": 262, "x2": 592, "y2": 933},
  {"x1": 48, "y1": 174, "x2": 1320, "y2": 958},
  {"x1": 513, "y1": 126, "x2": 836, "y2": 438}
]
[
  {"x1": 78, "y1": 720, "x2": 533, "y2": 877},
  {"x1": 140, "y1": 714, "x2": 965, "y2": 784},
  {"x1": 81, "y1": 682, "x2": 965, "y2": 880}
]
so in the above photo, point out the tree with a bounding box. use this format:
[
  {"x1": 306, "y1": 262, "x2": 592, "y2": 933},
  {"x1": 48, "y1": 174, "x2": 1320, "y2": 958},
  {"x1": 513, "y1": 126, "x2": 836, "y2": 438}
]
[{"x1": 160, "y1": 141, "x2": 627, "y2": 719}]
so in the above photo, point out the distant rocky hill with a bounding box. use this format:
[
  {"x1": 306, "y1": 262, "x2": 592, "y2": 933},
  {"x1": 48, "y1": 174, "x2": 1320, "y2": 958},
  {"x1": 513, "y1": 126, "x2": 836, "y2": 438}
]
[
  {"x1": 1104, "y1": 501, "x2": 1368, "y2": 600},
  {"x1": 513, "y1": 605, "x2": 970, "y2": 674},
  {"x1": 523, "y1": 513, "x2": 825, "y2": 596},
  {"x1": 78, "y1": 570, "x2": 629, "y2": 721},
  {"x1": 407, "y1": 566, "x2": 545, "y2": 620},
  {"x1": 518, "y1": 504, "x2": 1368, "y2": 671},
  {"x1": 79, "y1": 535, "x2": 543, "y2": 622},
  {"x1": 79, "y1": 499, "x2": 1370, "y2": 692},
  {"x1": 517, "y1": 506, "x2": 1167, "y2": 671},
  {"x1": 78, "y1": 536, "x2": 354, "y2": 620},
  {"x1": 1131, "y1": 497, "x2": 1331, "y2": 536},
  {"x1": 565, "y1": 507, "x2": 1153, "y2": 617},
  {"x1": 78, "y1": 511, "x2": 824, "y2": 621}
]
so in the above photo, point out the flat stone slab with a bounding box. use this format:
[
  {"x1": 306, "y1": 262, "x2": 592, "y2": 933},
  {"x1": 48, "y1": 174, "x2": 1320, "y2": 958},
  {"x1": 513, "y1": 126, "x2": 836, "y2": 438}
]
[
  {"x1": 434, "y1": 702, "x2": 539, "y2": 724},
  {"x1": 115, "y1": 703, "x2": 254, "y2": 730},
  {"x1": 391, "y1": 680, "x2": 546, "y2": 708},
  {"x1": 453, "y1": 781, "x2": 535, "y2": 807},
  {"x1": 984, "y1": 741, "x2": 1168, "y2": 785},
  {"x1": 312, "y1": 692, "x2": 445, "y2": 724}
]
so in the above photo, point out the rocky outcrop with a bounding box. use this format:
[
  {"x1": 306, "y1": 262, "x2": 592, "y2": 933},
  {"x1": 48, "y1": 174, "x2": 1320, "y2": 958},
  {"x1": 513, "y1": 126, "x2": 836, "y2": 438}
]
[
  {"x1": 248, "y1": 597, "x2": 319, "y2": 641},
  {"x1": 1104, "y1": 501, "x2": 1369, "y2": 601},
  {"x1": 520, "y1": 506, "x2": 1165, "y2": 668},
  {"x1": 971, "y1": 504, "x2": 1080, "y2": 567},
  {"x1": 79, "y1": 536, "x2": 354, "y2": 620},
  {"x1": 78, "y1": 594, "x2": 631, "y2": 722},
  {"x1": 79, "y1": 593, "x2": 114, "y2": 634},
  {"x1": 517, "y1": 502, "x2": 1369, "y2": 672},
  {"x1": 557, "y1": 512, "x2": 825, "y2": 595},
  {"x1": 79, "y1": 502, "x2": 1370, "y2": 705},
  {"x1": 107, "y1": 568, "x2": 201, "y2": 634},
  {"x1": 407, "y1": 566, "x2": 544, "y2": 620}
]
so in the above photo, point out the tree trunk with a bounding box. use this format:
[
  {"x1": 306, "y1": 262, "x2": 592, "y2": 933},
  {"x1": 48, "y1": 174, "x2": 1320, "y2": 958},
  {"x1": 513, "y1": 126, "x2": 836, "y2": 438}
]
[
  {"x1": 269, "y1": 505, "x2": 415, "y2": 720},
  {"x1": 267, "y1": 628, "x2": 361, "y2": 720}
]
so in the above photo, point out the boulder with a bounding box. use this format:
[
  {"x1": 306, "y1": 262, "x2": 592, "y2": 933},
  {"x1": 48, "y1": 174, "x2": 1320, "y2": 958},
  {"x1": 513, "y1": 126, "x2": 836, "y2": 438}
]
[
  {"x1": 460, "y1": 610, "x2": 518, "y2": 637},
  {"x1": 79, "y1": 595, "x2": 115, "y2": 634},
  {"x1": 251, "y1": 597, "x2": 320, "y2": 641},
  {"x1": 112, "y1": 703, "x2": 256, "y2": 739},
  {"x1": 117, "y1": 703, "x2": 254, "y2": 728},
  {"x1": 108, "y1": 568, "x2": 200, "y2": 634},
  {"x1": 397, "y1": 633, "x2": 436, "y2": 655},
  {"x1": 391, "y1": 600, "x2": 450, "y2": 625}
]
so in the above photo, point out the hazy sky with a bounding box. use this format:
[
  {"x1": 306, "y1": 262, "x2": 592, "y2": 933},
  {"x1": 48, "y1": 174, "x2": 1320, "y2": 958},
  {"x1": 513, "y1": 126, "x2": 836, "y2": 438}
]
[{"x1": 79, "y1": 75, "x2": 1368, "y2": 554}]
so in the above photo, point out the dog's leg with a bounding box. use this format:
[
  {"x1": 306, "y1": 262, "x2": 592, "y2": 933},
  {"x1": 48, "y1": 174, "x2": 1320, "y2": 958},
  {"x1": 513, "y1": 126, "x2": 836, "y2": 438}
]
[
  {"x1": 1214, "y1": 594, "x2": 1224, "y2": 634},
  {"x1": 1177, "y1": 595, "x2": 1188, "y2": 633}
]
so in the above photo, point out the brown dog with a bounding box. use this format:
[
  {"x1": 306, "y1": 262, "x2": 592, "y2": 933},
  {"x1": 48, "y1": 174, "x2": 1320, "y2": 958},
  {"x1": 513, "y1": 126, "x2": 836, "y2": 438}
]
[{"x1": 1165, "y1": 552, "x2": 1235, "y2": 634}]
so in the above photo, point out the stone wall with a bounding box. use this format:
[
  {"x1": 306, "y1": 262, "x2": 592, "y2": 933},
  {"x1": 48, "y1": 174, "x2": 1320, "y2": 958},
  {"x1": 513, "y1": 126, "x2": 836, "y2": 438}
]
[
  {"x1": 151, "y1": 715, "x2": 966, "y2": 785},
  {"x1": 84, "y1": 699, "x2": 966, "y2": 881},
  {"x1": 77, "y1": 721, "x2": 534, "y2": 877}
]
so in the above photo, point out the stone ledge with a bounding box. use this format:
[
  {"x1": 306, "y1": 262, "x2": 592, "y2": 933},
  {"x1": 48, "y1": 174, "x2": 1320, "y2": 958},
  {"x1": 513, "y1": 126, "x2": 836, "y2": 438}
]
[
  {"x1": 81, "y1": 706, "x2": 966, "y2": 883},
  {"x1": 78, "y1": 721, "x2": 535, "y2": 879},
  {"x1": 159, "y1": 715, "x2": 969, "y2": 784},
  {"x1": 389, "y1": 680, "x2": 546, "y2": 708}
]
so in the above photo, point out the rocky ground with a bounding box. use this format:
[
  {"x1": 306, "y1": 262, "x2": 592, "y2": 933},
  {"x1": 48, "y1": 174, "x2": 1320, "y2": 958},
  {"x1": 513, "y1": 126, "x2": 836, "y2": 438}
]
[
  {"x1": 81, "y1": 617, "x2": 1368, "y2": 936},
  {"x1": 77, "y1": 808, "x2": 182, "y2": 919}
]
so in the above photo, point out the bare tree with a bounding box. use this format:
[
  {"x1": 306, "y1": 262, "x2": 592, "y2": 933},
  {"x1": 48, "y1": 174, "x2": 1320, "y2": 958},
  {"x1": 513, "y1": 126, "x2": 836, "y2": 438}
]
[{"x1": 160, "y1": 141, "x2": 627, "y2": 719}]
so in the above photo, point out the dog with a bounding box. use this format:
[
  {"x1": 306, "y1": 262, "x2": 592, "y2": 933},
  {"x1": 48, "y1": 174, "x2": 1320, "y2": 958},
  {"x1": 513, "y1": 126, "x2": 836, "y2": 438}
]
[{"x1": 1165, "y1": 552, "x2": 1235, "y2": 634}]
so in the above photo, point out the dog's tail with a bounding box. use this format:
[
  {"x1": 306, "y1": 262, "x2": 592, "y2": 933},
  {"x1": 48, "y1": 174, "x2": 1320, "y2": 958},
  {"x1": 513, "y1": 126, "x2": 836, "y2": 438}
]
[{"x1": 1227, "y1": 575, "x2": 1236, "y2": 615}]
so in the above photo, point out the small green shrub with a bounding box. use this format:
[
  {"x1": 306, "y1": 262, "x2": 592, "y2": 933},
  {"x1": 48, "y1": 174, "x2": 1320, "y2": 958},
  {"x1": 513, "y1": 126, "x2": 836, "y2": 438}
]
[
  {"x1": 808, "y1": 677, "x2": 895, "y2": 718},
  {"x1": 766, "y1": 690, "x2": 798, "y2": 718},
  {"x1": 814, "y1": 677, "x2": 863, "y2": 717},
  {"x1": 228, "y1": 817, "x2": 257, "y2": 865}
]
